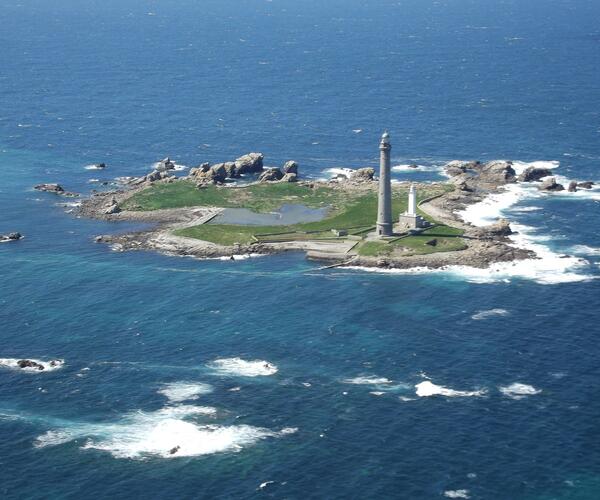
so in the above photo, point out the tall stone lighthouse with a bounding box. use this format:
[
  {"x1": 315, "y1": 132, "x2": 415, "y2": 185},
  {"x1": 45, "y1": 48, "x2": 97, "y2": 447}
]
[{"x1": 376, "y1": 131, "x2": 393, "y2": 237}]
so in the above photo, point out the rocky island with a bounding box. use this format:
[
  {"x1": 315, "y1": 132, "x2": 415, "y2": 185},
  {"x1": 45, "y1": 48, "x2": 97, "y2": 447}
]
[{"x1": 41, "y1": 136, "x2": 588, "y2": 271}]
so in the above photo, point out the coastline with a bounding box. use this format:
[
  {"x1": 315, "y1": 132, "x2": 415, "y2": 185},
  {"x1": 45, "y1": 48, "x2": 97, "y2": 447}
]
[{"x1": 74, "y1": 158, "x2": 543, "y2": 271}]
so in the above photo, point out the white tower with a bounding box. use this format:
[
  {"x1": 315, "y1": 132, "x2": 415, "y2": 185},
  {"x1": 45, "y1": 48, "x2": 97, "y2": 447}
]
[
  {"x1": 376, "y1": 132, "x2": 393, "y2": 237},
  {"x1": 408, "y1": 184, "x2": 417, "y2": 216}
]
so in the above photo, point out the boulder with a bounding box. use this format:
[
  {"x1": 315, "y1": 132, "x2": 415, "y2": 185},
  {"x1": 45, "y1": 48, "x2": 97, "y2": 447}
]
[
  {"x1": 281, "y1": 172, "x2": 298, "y2": 183},
  {"x1": 577, "y1": 181, "x2": 595, "y2": 189},
  {"x1": 234, "y1": 153, "x2": 264, "y2": 175},
  {"x1": 568, "y1": 181, "x2": 578, "y2": 192},
  {"x1": 444, "y1": 161, "x2": 468, "y2": 177},
  {"x1": 485, "y1": 219, "x2": 513, "y2": 236},
  {"x1": 209, "y1": 164, "x2": 228, "y2": 183},
  {"x1": 1, "y1": 232, "x2": 23, "y2": 242},
  {"x1": 479, "y1": 160, "x2": 516, "y2": 184},
  {"x1": 156, "y1": 157, "x2": 176, "y2": 172},
  {"x1": 425, "y1": 238, "x2": 437, "y2": 246},
  {"x1": 351, "y1": 168, "x2": 375, "y2": 182},
  {"x1": 454, "y1": 179, "x2": 472, "y2": 192},
  {"x1": 282, "y1": 161, "x2": 299, "y2": 175},
  {"x1": 145, "y1": 170, "x2": 171, "y2": 183},
  {"x1": 189, "y1": 162, "x2": 211, "y2": 177},
  {"x1": 517, "y1": 166, "x2": 554, "y2": 183},
  {"x1": 103, "y1": 198, "x2": 121, "y2": 215},
  {"x1": 258, "y1": 168, "x2": 284, "y2": 182},
  {"x1": 17, "y1": 359, "x2": 44, "y2": 370},
  {"x1": 34, "y1": 183, "x2": 64, "y2": 193},
  {"x1": 538, "y1": 177, "x2": 564, "y2": 191}
]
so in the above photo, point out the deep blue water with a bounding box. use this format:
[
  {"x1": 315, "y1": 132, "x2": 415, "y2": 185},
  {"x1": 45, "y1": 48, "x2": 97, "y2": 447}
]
[{"x1": 1, "y1": 1, "x2": 600, "y2": 498}]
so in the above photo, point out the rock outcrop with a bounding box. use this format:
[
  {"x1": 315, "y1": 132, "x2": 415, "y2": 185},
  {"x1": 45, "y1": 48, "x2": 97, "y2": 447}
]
[
  {"x1": 568, "y1": 181, "x2": 578, "y2": 192},
  {"x1": 234, "y1": 153, "x2": 264, "y2": 175},
  {"x1": 282, "y1": 161, "x2": 299, "y2": 175},
  {"x1": 538, "y1": 177, "x2": 564, "y2": 191},
  {"x1": 351, "y1": 168, "x2": 375, "y2": 182},
  {"x1": 34, "y1": 183, "x2": 79, "y2": 197},
  {"x1": 281, "y1": 172, "x2": 298, "y2": 183},
  {"x1": 517, "y1": 166, "x2": 554, "y2": 182},
  {"x1": 17, "y1": 359, "x2": 45, "y2": 370},
  {"x1": 258, "y1": 168, "x2": 284, "y2": 182},
  {"x1": 477, "y1": 160, "x2": 516, "y2": 184},
  {"x1": 156, "y1": 157, "x2": 176, "y2": 172},
  {"x1": 577, "y1": 181, "x2": 595, "y2": 189}
]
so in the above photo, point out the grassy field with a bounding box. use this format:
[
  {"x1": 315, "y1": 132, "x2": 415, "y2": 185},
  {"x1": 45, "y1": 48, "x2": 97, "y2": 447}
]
[{"x1": 127, "y1": 180, "x2": 463, "y2": 255}]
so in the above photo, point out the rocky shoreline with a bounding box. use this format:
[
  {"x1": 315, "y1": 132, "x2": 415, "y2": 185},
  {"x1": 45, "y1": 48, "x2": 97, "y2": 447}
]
[{"x1": 54, "y1": 154, "x2": 593, "y2": 270}]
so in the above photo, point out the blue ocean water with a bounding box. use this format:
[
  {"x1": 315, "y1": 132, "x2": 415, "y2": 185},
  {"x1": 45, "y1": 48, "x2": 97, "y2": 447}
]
[{"x1": 1, "y1": 0, "x2": 600, "y2": 498}]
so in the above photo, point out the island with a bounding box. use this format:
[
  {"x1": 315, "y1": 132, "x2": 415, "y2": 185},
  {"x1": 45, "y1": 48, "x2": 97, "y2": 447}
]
[{"x1": 70, "y1": 132, "x2": 589, "y2": 271}]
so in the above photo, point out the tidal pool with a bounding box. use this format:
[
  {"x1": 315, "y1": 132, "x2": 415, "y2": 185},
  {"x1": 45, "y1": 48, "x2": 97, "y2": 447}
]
[{"x1": 210, "y1": 204, "x2": 329, "y2": 226}]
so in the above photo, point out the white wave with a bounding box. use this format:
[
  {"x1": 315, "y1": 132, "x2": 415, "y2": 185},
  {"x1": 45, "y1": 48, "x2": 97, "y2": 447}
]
[
  {"x1": 35, "y1": 406, "x2": 295, "y2": 459},
  {"x1": 471, "y1": 308, "x2": 510, "y2": 320},
  {"x1": 352, "y1": 129, "x2": 362, "y2": 134},
  {"x1": 510, "y1": 160, "x2": 559, "y2": 176},
  {"x1": 84, "y1": 164, "x2": 105, "y2": 170},
  {"x1": 342, "y1": 376, "x2": 392, "y2": 385},
  {"x1": 392, "y1": 164, "x2": 441, "y2": 173},
  {"x1": 0, "y1": 358, "x2": 64, "y2": 373},
  {"x1": 158, "y1": 382, "x2": 213, "y2": 403},
  {"x1": 322, "y1": 167, "x2": 355, "y2": 179},
  {"x1": 570, "y1": 245, "x2": 600, "y2": 256},
  {"x1": 208, "y1": 358, "x2": 278, "y2": 377},
  {"x1": 508, "y1": 206, "x2": 542, "y2": 212},
  {"x1": 217, "y1": 253, "x2": 264, "y2": 261},
  {"x1": 499, "y1": 383, "x2": 541, "y2": 400},
  {"x1": 415, "y1": 381, "x2": 486, "y2": 398},
  {"x1": 444, "y1": 490, "x2": 470, "y2": 499}
]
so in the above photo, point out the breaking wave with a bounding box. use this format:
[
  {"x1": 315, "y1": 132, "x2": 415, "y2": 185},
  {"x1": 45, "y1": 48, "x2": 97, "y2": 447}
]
[
  {"x1": 415, "y1": 381, "x2": 487, "y2": 398},
  {"x1": 471, "y1": 308, "x2": 510, "y2": 320},
  {"x1": 342, "y1": 376, "x2": 392, "y2": 385},
  {"x1": 392, "y1": 164, "x2": 442, "y2": 173},
  {"x1": 444, "y1": 490, "x2": 471, "y2": 499},
  {"x1": 34, "y1": 405, "x2": 295, "y2": 459},
  {"x1": 207, "y1": 358, "x2": 278, "y2": 377},
  {"x1": 499, "y1": 383, "x2": 541, "y2": 399}
]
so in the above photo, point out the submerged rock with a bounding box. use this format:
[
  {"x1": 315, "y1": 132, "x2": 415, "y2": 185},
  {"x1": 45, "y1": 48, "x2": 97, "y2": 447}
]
[
  {"x1": 0, "y1": 232, "x2": 23, "y2": 242},
  {"x1": 34, "y1": 183, "x2": 64, "y2": 193},
  {"x1": 577, "y1": 181, "x2": 595, "y2": 189},
  {"x1": 568, "y1": 181, "x2": 578, "y2": 192},
  {"x1": 538, "y1": 177, "x2": 564, "y2": 191},
  {"x1": 17, "y1": 359, "x2": 45, "y2": 371}
]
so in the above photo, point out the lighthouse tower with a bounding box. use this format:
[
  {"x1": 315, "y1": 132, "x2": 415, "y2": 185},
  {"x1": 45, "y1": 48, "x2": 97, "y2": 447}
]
[
  {"x1": 376, "y1": 131, "x2": 393, "y2": 237},
  {"x1": 399, "y1": 183, "x2": 429, "y2": 229},
  {"x1": 407, "y1": 184, "x2": 417, "y2": 215}
]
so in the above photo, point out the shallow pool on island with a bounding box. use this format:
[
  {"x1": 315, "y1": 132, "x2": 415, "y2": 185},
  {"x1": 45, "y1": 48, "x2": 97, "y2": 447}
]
[{"x1": 209, "y1": 204, "x2": 329, "y2": 226}]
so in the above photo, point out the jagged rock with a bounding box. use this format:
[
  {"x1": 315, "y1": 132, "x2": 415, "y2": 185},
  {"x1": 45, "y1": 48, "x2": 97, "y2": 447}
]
[
  {"x1": 169, "y1": 446, "x2": 180, "y2": 455},
  {"x1": 156, "y1": 157, "x2": 176, "y2": 172},
  {"x1": 17, "y1": 359, "x2": 44, "y2": 370},
  {"x1": 189, "y1": 163, "x2": 211, "y2": 177},
  {"x1": 518, "y1": 166, "x2": 554, "y2": 182},
  {"x1": 210, "y1": 164, "x2": 228, "y2": 182},
  {"x1": 568, "y1": 181, "x2": 578, "y2": 192},
  {"x1": 234, "y1": 153, "x2": 264, "y2": 175},
  {"x1": 282, "y1": 161, "x2": 299, "y2": 175},
  {"x1": 444, "y1": 161, "x2": 468, "y2": 177},
  {"x1": 103, "y1": 198, "x2": 121, "y2": 215},
  {"x1": 34, "y1": 183, "x2": 64, "y2": 193},
  {"x1": 538, "y1": 177, "x2": 564, "y2": 191},
  {"x1": 351, "y1": 168, "x2": 375, "y2": 182},
  {"x1": 281, "y1": 172, "x2": 298, "y2": 183},
  {"x1": 222, "y1": 162, "x2": 239, "y2": 178},
  {"x1": 258, "y1": 168, "x2": 283, "y2": 182},
  {"x1": 577, "y1": 181, "x2": 594, "y2": 189},
  {"x1": 146, "y1": 170, "x2": 171, "y2": 183},
  {"x1": 479, "y1": 160, "x2": 516, "y2": 184},
  {"x1": 454, "y1": 179, "x2": 472, "y2": 192}
]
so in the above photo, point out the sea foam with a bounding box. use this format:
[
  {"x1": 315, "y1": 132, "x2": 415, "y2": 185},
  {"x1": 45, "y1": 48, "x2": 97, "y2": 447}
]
[
  {"x1": 499, "y1": 383, "x2": 541, "y2": 399},
  {"x1": 471, "y1": 309, "x2": 510, "y2": 320},
  {"x1": 35, "y1": 405, "x2": 295, "y2": 459},
  {"x1": 342, "y1": 376, "x2": 392, "y2": 385},
  {"x1": 415, "y1": 381, "x2": 487, "y2": 398},
  {"x1": 207, "y1": 358, "x2": 278, "y2": 377},
  {"x1": 158, "y1": 382, "x2": 213, "y2": 403}
]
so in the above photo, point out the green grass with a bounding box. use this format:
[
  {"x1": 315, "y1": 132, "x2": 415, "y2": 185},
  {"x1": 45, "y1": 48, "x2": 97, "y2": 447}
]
[
  {"x1": 130, "y1": 179, "x2": 461, "y2": 255},
  {"x1": 122, "y1": 180, "x2": 348, "y2": 213}
]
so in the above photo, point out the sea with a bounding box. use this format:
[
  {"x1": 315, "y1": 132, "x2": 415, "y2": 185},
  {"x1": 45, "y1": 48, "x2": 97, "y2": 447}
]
[{"x1": 1, "y1": 0, "x2": 599, "y2": 498}]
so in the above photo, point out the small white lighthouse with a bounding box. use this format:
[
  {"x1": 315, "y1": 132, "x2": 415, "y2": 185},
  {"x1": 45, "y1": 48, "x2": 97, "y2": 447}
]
[
  {"x1": 398, "y1": 183, "x2": 428, "y2": 230},
  {"x1": 407, "y1": 184, "x2": 417, "y2": 216}
]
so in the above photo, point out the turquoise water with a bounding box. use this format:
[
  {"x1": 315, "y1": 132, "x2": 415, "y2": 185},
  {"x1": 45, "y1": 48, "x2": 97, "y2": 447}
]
[{"x1": 1, "y1": 1, "x2": 600, "y2": 498}]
